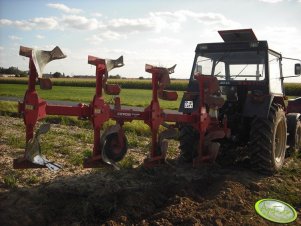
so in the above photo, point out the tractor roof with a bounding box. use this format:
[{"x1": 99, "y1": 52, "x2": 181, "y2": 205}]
[
  {"x1": 195, "y1": 29, "x2": 282, "y2": 57},
  {"x1": 218, "y1": 29, "x2": 258, "y2": 42}
]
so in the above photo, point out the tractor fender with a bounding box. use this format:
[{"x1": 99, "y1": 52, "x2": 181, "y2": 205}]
[{"x1": 243, "y1": 94, "x2": 285, "y2": 119}]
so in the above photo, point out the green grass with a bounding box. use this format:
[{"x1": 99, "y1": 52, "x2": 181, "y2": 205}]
[
  {"x1": 0, "y1": 100, "x2": 17, "y2": 111},
  {"x1": 6, "y1": 135, "x2": 25, "y2": 148},
  {"x1": 0, "y1": 84, "x2": 183, "y2": 109},
  {"x1": 3, "y1": 174, "x2": 18, "y2": 188},
  {"x1": 0, "y1": 100, "x2": 18, "y2": 116},
  {"x1": 25, "y1": 175, "x2": 40, "y2": 185},
  {"x1": 69, "y1": 154, "x2": 84, "y2": 166},
  {"x1": 0, "y1": 100, "x2": 152, "y2": 138},
  {"x1": 118, "y1": 155, "x2": 136, "y2": 169}
]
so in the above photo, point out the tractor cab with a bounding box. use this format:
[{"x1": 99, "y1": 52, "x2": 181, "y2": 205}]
[
  {"x1": 178, "y1": 29, "x2": 300, "y2": 174},
  {"x1": 180, "y1": 29, "x2": 300, "y2": 116}
]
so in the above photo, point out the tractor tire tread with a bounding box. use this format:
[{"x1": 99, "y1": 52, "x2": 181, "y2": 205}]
[{"x1": 249, "y1": 104, "x2": 286, "y2": 174}]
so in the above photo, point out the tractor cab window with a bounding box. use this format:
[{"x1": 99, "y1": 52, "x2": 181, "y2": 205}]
[
  {"x1": 195, "y1": 55, "x2": 226, "y2": 78},
  {"x1": 195, "y1": 50, "x2": 266, "y2": 81}
]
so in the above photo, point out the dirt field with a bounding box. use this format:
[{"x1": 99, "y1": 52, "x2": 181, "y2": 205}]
[{"x1": 0, "y1": 116, "x2": 300, "y2": 226}]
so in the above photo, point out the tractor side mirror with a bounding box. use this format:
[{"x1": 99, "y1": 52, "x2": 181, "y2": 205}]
[{"x1": 295, "y1": 63, "x2": 301, "y2": 75}]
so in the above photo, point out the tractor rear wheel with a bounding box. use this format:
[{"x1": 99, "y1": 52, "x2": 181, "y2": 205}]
[
  {"x1": 249, "y1": 104, "x2": 287, "y2": 174},
  {"x1": 178, "y1": 125, "x2": 199, "y2": 162}
]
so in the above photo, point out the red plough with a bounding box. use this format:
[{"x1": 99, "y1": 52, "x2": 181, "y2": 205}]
[{"x1": 13, "y1": 45, "x2": 227, "y2": 170}]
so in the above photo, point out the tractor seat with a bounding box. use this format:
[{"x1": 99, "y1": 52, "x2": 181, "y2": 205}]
[
  {"x1": 105, "y1": 84, "x2": 121, "y2": 95},
  {"x1": 159, "y1": 90, "x2": 178, "y2": 101}
]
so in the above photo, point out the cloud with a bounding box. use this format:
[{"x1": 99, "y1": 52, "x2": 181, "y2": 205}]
[
  {"x1": 107, "y1": 12, "x2": 184, "y2": 33},
  {"x1": 36, "y1": 34, "x2": 45, "y2": 39},
  {"x1": 91, "y1": 12, "x2": 102, "y2": 17},
  {"x1": 104, "y1": 48, "x2": 138, "y2": 55},
  {"x1": 155, "y1": 10, "x2": 240, "y2": 29},
  {"x1": 0, "y1": 19, "x2": 12, "y2": 26},
  {"x1": 0, "y1": 17, "x2": 58, "y2": 30},
  {"x1": 86, "y1": 34, "x2": 103, "y2": 45},
  {"x1": 0, "y1": 46, "x2": 4, "y2": 51},
  {"x1": 61, "y1": 15, "x2": 101, "y2": 30},
  {"x1": 148, "y1": 37, "x2": 182, "y2": 45},
  {"x1": 258, "y1": 0, "x2": 284, "y2": 3},
  {"x1": 101, "y1": 30, "x2": 126, "y2": 40},
  {"x1": 1, "y1": 19, "x2": 31, "y2": 30},
  {"x1": 31, "y1": 17, "x2": 59, "y2": 29},
  {"x1": 108, "y1": 18, "x2": 155, "y2": 33},
  {"x1": 1, "y1": 15, "x2": 103, "y2": 31},
  {"x1": 0, "y1": 9, "x2": 239, "y2": 35},
  {"x1": 107, "y1": 10, "x2": 240, "y2": 34},
  {"x1": 47, "y1": 3, "x2": 82, "y2": 14},
  {"x1": 258, "y1": 26, "x2": 301, "y2": 57},
  {"x1": 9, "y1": 35, "x2": 21, "y2": 40}
]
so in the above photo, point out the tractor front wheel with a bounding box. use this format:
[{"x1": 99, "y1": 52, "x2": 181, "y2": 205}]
[{"x1": 249, "y1": 104, "x2": 287, "y2": 174}]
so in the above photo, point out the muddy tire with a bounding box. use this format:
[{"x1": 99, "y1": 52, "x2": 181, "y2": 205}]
[
  {"x1": 249, "y1": 104, "x2": 287, "y2": 174},
  {"x1": 178, "y1": 125, "x2": 199, "y2": 162},
  {"x1": 287, "y1": 113, "x2": 301, "y2": 153}
]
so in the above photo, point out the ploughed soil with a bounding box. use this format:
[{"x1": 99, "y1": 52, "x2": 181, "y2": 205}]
[{"x1": 0, "y1": 116, "x2": 300, "y2": 226}]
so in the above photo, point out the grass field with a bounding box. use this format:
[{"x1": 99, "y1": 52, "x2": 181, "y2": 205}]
[{"x1": 0, "y1": 84, "x2": 184, "y2": 109}]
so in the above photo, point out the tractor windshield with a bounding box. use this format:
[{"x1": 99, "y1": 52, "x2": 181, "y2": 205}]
[{"x1": 195, "y1": 50, "x2": 266, "y2": 81}]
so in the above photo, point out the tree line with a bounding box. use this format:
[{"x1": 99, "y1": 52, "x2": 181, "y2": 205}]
[
  {"x1": 0, "y1": 67, "x2": 28, "y2": 77},
  {"x1": 1, "y1": 66, "x2": 144, "y2": 79},
  {"x1": 0, "y1": 66, "x2": 66, "y2": 78}
]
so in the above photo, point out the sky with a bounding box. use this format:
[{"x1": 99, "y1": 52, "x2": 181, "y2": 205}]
[{"x1": 0, "y1": 0, "x2": 301, "y2": 82}]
